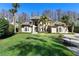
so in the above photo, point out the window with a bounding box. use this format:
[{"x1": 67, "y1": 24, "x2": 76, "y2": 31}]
[
  {"x1": 25, "y1": 27, "x2": 29, "y2": 31},
  {"x1": 25, "y1": 27, "x2": 27, "y2": 31},
  {"x1": 59, "y1": 27, "x2": 62, "y2": 32}
]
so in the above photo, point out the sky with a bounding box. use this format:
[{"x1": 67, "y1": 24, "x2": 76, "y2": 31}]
[{"x1": 0, "y1": 3, "x2": 79, "y2": 15}]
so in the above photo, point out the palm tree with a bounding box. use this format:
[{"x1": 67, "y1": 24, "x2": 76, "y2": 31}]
[
  {"x1": 39, "y1": 15, "x2": 48, "y2": 32},
  {"x1": 9, "y1": 3, "x2": 20, "y2": 33}
]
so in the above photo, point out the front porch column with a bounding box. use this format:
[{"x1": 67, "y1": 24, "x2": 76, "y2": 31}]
[{"x1": 32, "y1": 25, "x2": 37, "y2": 34}]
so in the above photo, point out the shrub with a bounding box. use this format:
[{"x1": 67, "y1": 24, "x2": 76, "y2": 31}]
[
  {"x1": 7, "y1": 24, "x2": 14, "y2": 36},
  {"x1": 57, "y1": 34, "x2": 64, "y2": 42},
  {"x1": 0, "y1": 18, "x2": 9, "y2": 37},
  {"x1": 68, "y1": 26, "x2": 72, "y2": 32},
  {"x1": 47, "y1": 26, "x2": 51, "y2": 33},
  {"x1": 74, "y1": 26, "x2": 79, "y2": 33}
]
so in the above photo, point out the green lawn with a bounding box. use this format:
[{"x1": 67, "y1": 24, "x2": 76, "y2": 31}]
[{"x1": 0, "y1": 33, "x2": 75, "y2": 56}]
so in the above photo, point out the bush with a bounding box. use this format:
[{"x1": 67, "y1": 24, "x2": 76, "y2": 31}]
[
  {"x1": 0, "y1": 18, "x2": 9, "y2": 37},
  {"x1": 7, "y1": 24, "x2": 14, "y2": 36},
  {"x1": 57, "y1": 34, "x2": 64, "y2": 42},
  {"x1": 47, "y1": 26, "x2": 51, "y2": 33},
  {"x1": 74, "y1": 26, "x2": 79, "y2": 33},
  {"x1": 68, "y1": 26, "x2": 72, "y2": 32}
]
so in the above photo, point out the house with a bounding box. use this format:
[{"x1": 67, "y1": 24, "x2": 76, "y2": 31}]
[
  {"x1": 51, "y1": 21, "x2": 68, "y2": 33},
  {"x1": 21, "y1": 16, "x2": 68, "y2": 33},
  {"x1": 21, "y1": 21, "x2": 38, "y2": 34},
  {"x1": 21, "y1": 22, "x2": 33, "y2": 33},
  {"x1": 11, "y1": 16, "x2": 69, "y2": 33},
  {"x1": 38, "y1": 19, "x2": 53, "y2": 32}
]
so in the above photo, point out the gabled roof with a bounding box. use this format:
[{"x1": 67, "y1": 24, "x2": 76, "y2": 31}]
[
  {"x1": 52, "y1": 21, "x2": 66, "y2": 26},
  {"x1": 21, "y1": 21, "x2": 33, "y2": 27}
]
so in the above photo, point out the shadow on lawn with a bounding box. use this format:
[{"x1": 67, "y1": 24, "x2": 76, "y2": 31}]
[
  {"x1": 7, "y1": 36, "x2": 75, "y2": 56},
  {"x1": 0, "y1": 34, "x2": 15, "y2": 40},
  {"x1": 62, "y1": 40, "x2": 77, "y2": 47}
]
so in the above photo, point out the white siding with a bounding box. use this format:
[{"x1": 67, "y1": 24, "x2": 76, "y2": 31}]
[
  {"x1": 22, "y1": 26, "x2": 32, "y2": 33},
  {"x1": 51, "y1": 26, "x2": 68, "y2": 33},
  {"x1": 51, "y1": 28, "x2": 56, "y2": 33}
]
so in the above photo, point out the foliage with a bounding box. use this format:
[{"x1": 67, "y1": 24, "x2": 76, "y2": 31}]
[
  {"x1": 9, "y1": 3, "x2": 20, "y2": 16},
  {"x1": 9, "y1": 3, "x2": 20, "y2": 33},
  {"x1": 39, "y1": 15, "x2": 49, "y2": 32},
  {"x1": 47, "y1": 26, "x2": 51, "y2": 33},
  {"x1": 57, "y1": 34, "x2": 64, "y2": 43},
  {"x1": 60, "y1": 15, "x2": 75, "y2": 32},
  {"x1": 60, "y1": 15, "x2": 70, "y2": 25},
  {"x1": 0, "y1": 18, "x2": 9, "y2": 37},
  {"x1": 74, "y1": 26, "x2": 79, "y2": 33},
  {"x1": 40, "y1": 15, "x2": 48, "y2": 24},
  {"x1": 0, "y1": 33, "x2": 75, "y2": 56},
  {"x1": 7, "y1": 24, "x2": 14, "y2": 36},
  {"x1": 42, "y1": 9, "x2": 52, "y2": 19}
]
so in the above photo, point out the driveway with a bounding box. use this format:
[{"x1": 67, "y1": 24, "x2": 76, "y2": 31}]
[{"x1": 63, "y1": 33, "x2": 79, "y2": 56}]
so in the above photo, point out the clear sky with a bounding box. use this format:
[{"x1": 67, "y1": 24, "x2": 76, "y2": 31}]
[{"x1": 0, "y1": 3, "x2": 79, "y2": 15}]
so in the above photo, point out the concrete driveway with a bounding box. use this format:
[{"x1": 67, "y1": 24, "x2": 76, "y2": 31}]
[{"x1": 63, "y1": 33, "x2": 79, "y2": 56}]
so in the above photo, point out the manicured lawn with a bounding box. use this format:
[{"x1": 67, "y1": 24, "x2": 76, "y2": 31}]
[{"x1": 0, "y1": 33, "x2": 75, "y2": 56}]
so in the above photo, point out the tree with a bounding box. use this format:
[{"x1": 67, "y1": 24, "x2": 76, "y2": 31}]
[
  {"x1": 66, "y1": 11, "x2": 76, "y2": 33},
  {"x1": 18, "y1": 13, "x2": 29, "y2": 32},
  {"x1": 7, "y1": 24, "x2": 14, "y2": 36},
  {"x1": 31, "y1": 12, "x2": 39, "y2": 17},
  {"x1": 39, "y1": 15, "x2": 48, "y2": 32},
  {"x1": 9, "y1": 3, "x2": 20, "y2": 33},
  {"x1": 42, "y1": 9, "x2": 52, "y2": 18},
  {"x1": 31, "y1": 12, "x2": 40, "y2": 26},
  {"x1": 60, "y1": 15, "x2": 70, "y2": 32},
  {"x1": 0, "y1": 18, "x2": 9, "y2": 38},
  {"x1": 60, "y1": 15, "x2": 75, "y2": 33},
  {"x1": 0, "y1": 9, "x2": 13, "y2": 23},
  {"x1": 71, "y1": 22, "x2": 74, "y2": 33},
  {"x1": 56, "y1": 9, "x2": 64, "y2": 20},
  {"x1": 60, "y1": 15, "x2": 70, "y2": 26}
]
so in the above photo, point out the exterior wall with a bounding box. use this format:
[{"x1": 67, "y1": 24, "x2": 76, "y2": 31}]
[
  {"x1": 57, "y1": 26, "x2": 64, "y2": 33},
  {"x1": 57, "y1": 26, "x2": 68, "y2": 33},
  {"x1": 64, "y1": 27, "x2": 68, "y2": 33},
  {"x1": 51, "y1": 28, "x2": 57, "y2": 33},
  {"x1": 38, "y1": 26, "x2": 43, "y2": 32},
  {"x1": 32, "y1": 25, "x2": 38, "y2": 34},
  {"x1": 21, "y1": 25, "x2": 38, "y2": 33},
  {"x1": 21, "y1": 24, "x2": 68, "y2": 33},
  {"x1": 21, "y1": 26, "x2": 32, "y2": 33},
  {"x1": 32, "y1": 25, "x2": 37, "y2": 33},
  {"x1": 21, "y1": 26, "x2": 68, "y2": 33},
  {"x1": 51, "y1": 26, "x2": 68, "y2": 33}
]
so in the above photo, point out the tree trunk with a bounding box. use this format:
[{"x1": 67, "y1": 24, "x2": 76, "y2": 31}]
[
  {"x1": 37, "y1": 24, "x2": 39, "y2": 32},
  {"x1": 13, "y1": 15, "x2": 16, "y2": 33},
  {"x1": 72, "y1": 25, "x2": 74, "y2": 33},
  {"x1": 18, "y1": 23, "x2": 21, "y2": 32}
]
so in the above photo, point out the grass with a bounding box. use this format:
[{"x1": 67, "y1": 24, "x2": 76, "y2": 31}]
[{"x1": 0, "y1": 33, "x2": 75, "y2": 56}]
